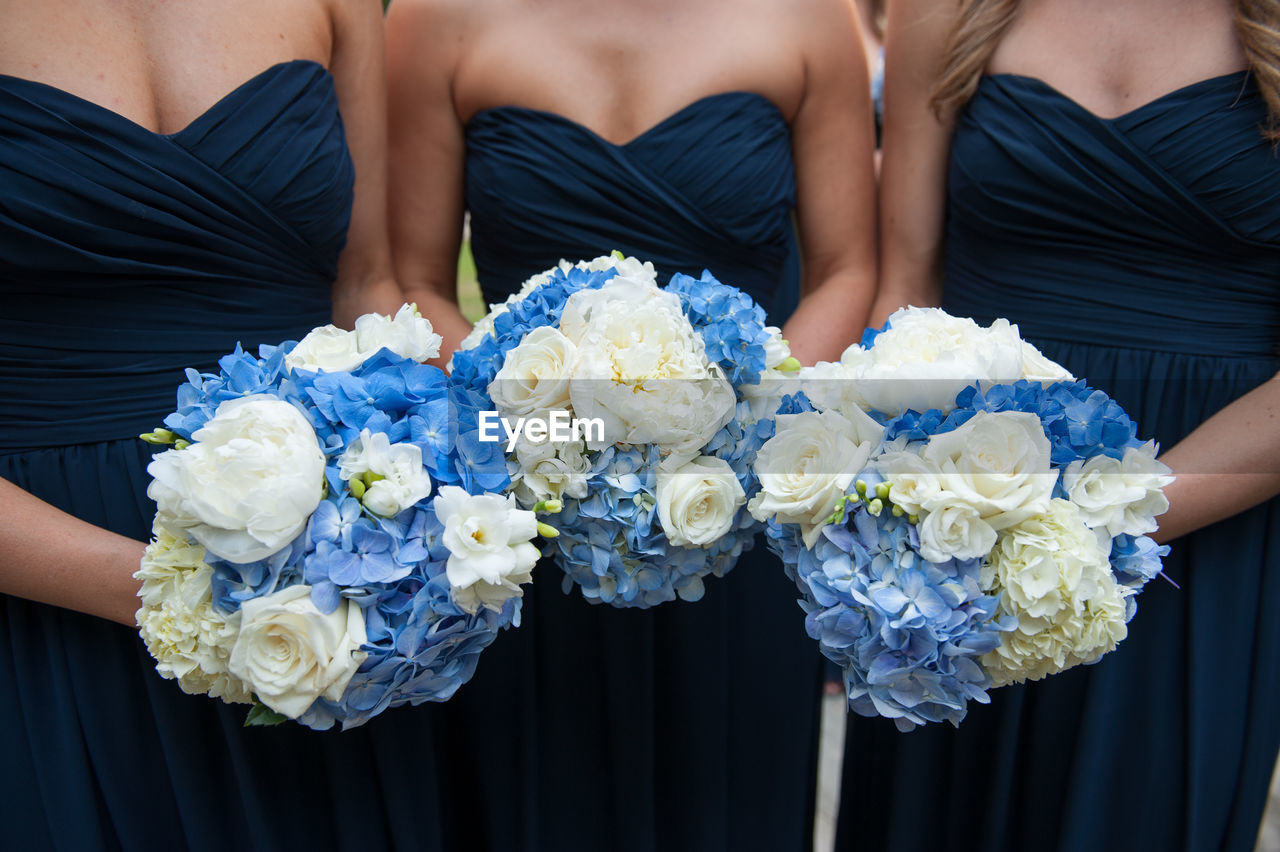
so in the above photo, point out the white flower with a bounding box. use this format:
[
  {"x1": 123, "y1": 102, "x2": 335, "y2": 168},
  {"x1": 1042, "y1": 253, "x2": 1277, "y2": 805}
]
[
  {"x1": 921, "y1": 410, "x2": 1056, "y2": 530},
  {"x1": 434, "y1": 486, "x2": 540, "y2": 614},
  {"x1": 354, "y1": 303, "x2": 442, "y2": 363},
  {"x1": 917, "y1": 499, "x2": 997, "y2": 563},
  {"x1": 979, "y1": 499, "x2": 1130, "y2": 687},
  {"x1": 761, "y1": 326, "x2": 791, "y2": 370},
  {"x1": 749, "y1": 409, "x2": 884, "y2": 547},
  {"x1": 854, "y1": 307, "x2": 1026, "y2": 413},
  {"x1": 338, "y1": 429, "x2": 433, "y2": 517},
  {"x1": 509, "y1": 437, "x2": 591, "y2": 505},
  {"x1": 1019, "y1": 341, "x2": 1074, "y2": 384},
  {"x1": 227, "y1": 586, "x2": 368, "y2": 719},
  {"x1": 558, "y1": 265, "x2": 669, "y2": 344},
  {"x1": 567, "y1": 276, "x2": 735, "y2": 455},
  {"x1": 285, "y1": 325, "x2": 365, "y2": 374},
  {"x1": 147, "y1": 396, "x2": 325, "y2": 564},
  {"x1": 488, "y1": 325, "x2": 577, "y2": 419},
  {"x1": 135, "y1": 522, "x2": 252, "y2": 704},
  {"x1": 740, "y1": 368, "x2": 798, "y2": 423},
  {"x1": 875, "y1": 451, "x2": 943, "y2": 517},
  {"x1": 799, "y1": 360, "x2": 869, "y2": 422},
  {"x1": 656, "y1": 455, "x2": 747, "y2": 547},
  {"x1": 1062, "y1": 441, "x2": 1173, "y2": 538}
]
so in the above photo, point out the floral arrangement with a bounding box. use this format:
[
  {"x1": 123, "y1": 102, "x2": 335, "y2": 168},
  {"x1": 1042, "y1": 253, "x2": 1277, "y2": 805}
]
[
  {"x1": 450, "y1": 255, "x2": 796, "y2": 607},
  {"x1": 136, "y1": 306, "x2": 537, "y2": 729},
  {"x1": 750, "y1": 307, "x2": 1173, "y2": 730}
]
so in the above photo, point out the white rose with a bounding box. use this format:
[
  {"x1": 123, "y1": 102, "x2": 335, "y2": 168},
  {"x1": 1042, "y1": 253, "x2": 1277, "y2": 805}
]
[
  {"x1": 921, "y1": 410, "x2": 1056, "y2": 530},
  {"x1": 147, "y1": 396, "x2": 325, "y2": 564},
  {"x1": 656, "y1": 455, "x2": 747, "y2": 547},
  {"x1": 488, "y1": 325, "x2": 578, "y2": 419},
  {"x1": 1062, "y1": 441, "x2": 1173, "y2": 538},
  {"x1": 1019, "y1": 341, "x2": 1074, "y2": 384},
  {"x1": 749, "y1": 410, "x2": 883, "y2": 547},
  {"x1": 338, "y1": 429, "x2": 433, "y2": 517},
  {"x1": 285, "y1": 325, "x2": 365, "y2": 374},
  {"x1": 874, "y1": 451, "x2": 942, "y2": 517},
  {"x1": 855, "y1": 307, "x2": 1026, "y2": 413},
  {"x1": 917, "y1": 499, "x2": 998, "y2": 563},
  {"x1": 434, "y1": 486, "x2": 540, "y2": 614},
  {"x1": 568, "y1": 281, "x2": 735, "y2": 454},
  {"x1": 510, "y1": 437, "x2": 592, "y2": 505},
  {"x1": 228, "y1": 586, "x2": 368, "y2": 719},
  {"x1": 354, "y1": 303, "x2": 442, "y2": 363}
]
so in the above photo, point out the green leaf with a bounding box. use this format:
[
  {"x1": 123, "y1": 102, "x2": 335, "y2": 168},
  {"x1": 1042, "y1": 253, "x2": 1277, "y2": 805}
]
[{"x1": 245, "y1": 702, "x2": 288, "y2": 728}]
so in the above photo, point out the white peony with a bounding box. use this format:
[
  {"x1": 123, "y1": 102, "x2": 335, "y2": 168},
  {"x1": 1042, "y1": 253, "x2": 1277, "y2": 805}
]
[
  {"x1": 921, "y1": 410, "x2": 1056, "y2": 531},
  {"x1": 1061, "y1": 441, "x2": 1174, "y2": 538},
  {"x1": 147, "y1": 396, "x2": 325, "y2": 564},
  {"x1": 749, "y1": 409, "x2": 884, "y2": 547},
  {"x1": 853, "y1": 307, "x2": 1026, "y2": 413},
  {"x1": 488, "y1": 325, "x2": 577, "y2": 419},
  {"x1": 227, "y1": 585, "x2": 368, "y2": 719},
  {"x1": 980, "y1": 499, "x2": 1131, "y2": 687},
  {"x1": 656, "y1": 455, "x2": 747, "y2": 547},
  {"x1": 338, "y1": 429, "x2": 433, "y2": 517},
  {"x1": 557, "y1": 264, "x2": 668, "y2": 344},
  {"x1": 353, "y1": 303, "x2": 442, "y2": 363},
  {"x1": 285, "y1": 325, "x2": 366, "y2": 374},
  {"x1": 135, "y1": 522, "x2": 252, "y2": 704},
  {"x1": 567, "y1": 276, "x2": 735, "y2": 454},
  {"x1": 434, "y1": 486, "x2": 540, "y2": 614}
]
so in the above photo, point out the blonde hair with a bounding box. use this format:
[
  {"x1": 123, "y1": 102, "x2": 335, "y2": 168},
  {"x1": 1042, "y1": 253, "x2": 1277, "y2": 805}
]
[{"x1": 929, "y1": 0, "x2": 1280, "y2": 140}]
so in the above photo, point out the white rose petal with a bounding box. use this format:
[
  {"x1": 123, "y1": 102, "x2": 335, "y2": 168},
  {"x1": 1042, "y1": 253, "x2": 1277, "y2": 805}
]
[
  {"x1": 228, "y1": 586, "x2": 368, "y2": 719},
  {"x1": 656, "y1": 455, "x2": 747, "y2": 548},
  {"x1": 339, "y1": 429, "x2": 433, "y2": 517},
  {"x1": 285, "y1": 325, "x2": 366, "y2": 374},
  {"x1": 434, "y1": 486, "x2": 540, "y2": 614},
  {"x1": 147, "y1": 396, "x2": 325, "y2": 564}
]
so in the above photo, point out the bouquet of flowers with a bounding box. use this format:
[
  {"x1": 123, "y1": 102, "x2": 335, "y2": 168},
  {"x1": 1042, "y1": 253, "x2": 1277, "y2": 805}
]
[
  {"x1": 750, "y1": 307, "x2": 1173, "y2": 730},
  {"x1": 136, "y1": 306, "x2": 538, "y2": 729},
  {"x1": 450, "y1": 254, "x2": 796, "y2": 607}
]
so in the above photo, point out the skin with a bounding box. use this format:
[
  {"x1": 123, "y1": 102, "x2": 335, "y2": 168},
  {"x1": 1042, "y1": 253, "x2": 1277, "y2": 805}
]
[
  {"x1": 876, "y1": 0, "x2": 1280, "y2": 542},
  {"x1": 385, "y1": 0, "x2": 879, "y2": 365},
  {"x1": 0, "y1": 0, "x2": 402, "y2": 625}
]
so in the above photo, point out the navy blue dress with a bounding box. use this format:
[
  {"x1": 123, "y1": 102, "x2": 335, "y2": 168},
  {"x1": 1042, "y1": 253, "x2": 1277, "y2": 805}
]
[
  {"x1": 0, "y1": 61, "x2": 455, "y2": 851},
  {"x1": 445, "y1": 93, "x2": 822, "y2": 851},
  {"x1": 838, "y1": 73, "x2": 1280, "y2": 852}
]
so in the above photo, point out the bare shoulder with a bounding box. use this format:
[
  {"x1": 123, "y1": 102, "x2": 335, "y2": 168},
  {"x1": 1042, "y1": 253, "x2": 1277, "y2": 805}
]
[{"x1": 383, "y1": 0, "x2": 477, "y2": 42}]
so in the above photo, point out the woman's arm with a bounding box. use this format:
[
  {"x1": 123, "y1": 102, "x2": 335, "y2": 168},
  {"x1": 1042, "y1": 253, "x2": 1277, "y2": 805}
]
[
  {"x1": 0, "y1": 478, "x2": 145, "y2": 626},
  {"x1": 384, "y1": 0, "x2": 475, "y2": 361},
  {"x1": 865, "y1": 0, "x2": 959, "y2": 328},
  {"x1": 780, "y1": 0, "x2": 879, "y2": 365},
  {"x1": 1153, "y1": 373, "x2": 1280, "y2": 542},
  {"x1": 328, "y1": 0, "x2": 412, "y2": 327}
]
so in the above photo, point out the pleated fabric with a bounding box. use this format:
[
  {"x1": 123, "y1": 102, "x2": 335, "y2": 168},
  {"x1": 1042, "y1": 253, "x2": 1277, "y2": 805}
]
[
  {"x1": 838, "y1": 72, "x2": 1280, "y2": 852},
  {"x1": 0, "y1": 61, "x2": 456, "y2": 851},
  {"x1": 446, "y1": 91, "x2": 823, "y2": 852}
]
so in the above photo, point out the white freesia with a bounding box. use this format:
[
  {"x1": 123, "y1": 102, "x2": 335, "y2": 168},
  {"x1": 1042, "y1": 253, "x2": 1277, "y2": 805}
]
[
  {"x1": 656, "y1": 455, "x2": 747, "y2": 547},
  {"x1": 1062, "y1": 441, "x2": 1174, "y2": 538},
  {"x1": 354, "y1": 303, "x2": 442, "y2": 363},
  {"x1": 227, "y1": 586, "x2": 368, "y2": 719},
  {"x1": 567, "y1": 277, "x2": 735, "y2": 454},
  {"x1": 749, "y1": 409, "x2": 884, "y2": 547},
  {"x1": 285, "y1": 325, "x2": 366, "y2": 374},
  {"x1": 761, "y1": 326, "x2": 791, "y2": 370},
  {"x1": 147, "y1": 396, "x2": 325, "y2": 564},
  {"x1": 921, "y1": 410, "x2": 1056, "y2": 530},
  {"x1": 980, "y1": 500, "x2": 1130, "y2": 686},
  {"x1": 488, "y1": 325, "x2": 577, "y2": 418},
  {"x1": 853, "y1": 307, "x2": 1026, "y2": 413},
  {"x1": 434, "y1": 486, "x2": 540, "y2": 614},
  {"x1": 135, "y1": 522, "x2": 252, "y2": 704},
  {"x1": 509, "y1": 437, "x2": 591, "y2": 505},
  {"x1": 338, "y1": 429, "x2": 433, "y2": 517}
]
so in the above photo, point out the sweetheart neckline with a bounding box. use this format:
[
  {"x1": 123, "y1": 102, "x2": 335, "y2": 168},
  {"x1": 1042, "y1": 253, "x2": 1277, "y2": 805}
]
[
  {"x1": 0, "y1": 59, "x2": 327, "y2": 139},
  {"x1": 466, "y1": 90, "x2": 786, "y2": 148},
  {"x1": 982, "y1": 70, "x2": 1253, "y2": 122}
]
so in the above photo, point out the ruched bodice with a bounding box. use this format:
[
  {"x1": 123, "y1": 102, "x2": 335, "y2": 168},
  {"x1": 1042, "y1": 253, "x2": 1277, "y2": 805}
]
[
  {"x1": 0, "y1": 60, "x2": 350, "y2": 450},
  {"x1": 0, "y1": 61, "x2": 453, "y2": 852},
  {"x1": 842, "y1": 71, "x2": 1280, "y2": 852},
  {"x1": 944, "y1": 72, "x2": 1279, "y2": 361},
  {"x1": 465, "y1": 92, "x2": 799, "y2": 316}
]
